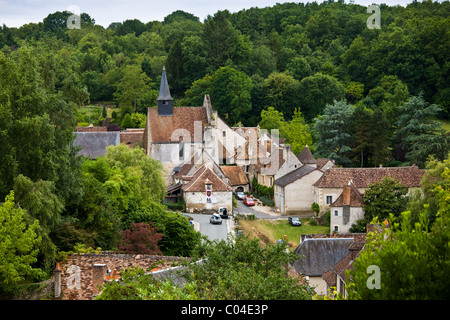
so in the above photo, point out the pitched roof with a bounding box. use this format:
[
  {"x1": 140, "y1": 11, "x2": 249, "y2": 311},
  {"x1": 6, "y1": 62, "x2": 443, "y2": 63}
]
[
  {"x1": 182, "y1": 165, "x2": 232, "y2": 192},
  {"x1": 274, "y1": 165, "x2": 317, "y2": 187},
  {"x1": 73, "y1": 132, "x2": 120, "y2": 159},
  {"x1": 147, "y1": 107, "x2": 207, "y2": 143},
  {"x1": 297, "y1": 145, "x2": 316, "y2": 164},
  {"x1": 158, "y1": 66, "x2": 172, "y2": 101},
  {"x1": 221, "y1": 166, "x2": 249, "y2": 186},
  {"x1": 331, "y1": 181, "x2": 363, "y2": 207},
  {"x1": 313, "y1": 166, "x2": 425, "y2": 189},
  {"x1": 292, "y1": 238, "x2": 355, "y2": 276},
  {"x1": 316, "y1": 158, "x2": 334, "y2": 170}
]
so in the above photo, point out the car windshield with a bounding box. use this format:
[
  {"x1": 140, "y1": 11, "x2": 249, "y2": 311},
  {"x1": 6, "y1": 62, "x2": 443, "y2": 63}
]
[{"x1": 292, "y1": 217, "x2": 299, "y2": 221}]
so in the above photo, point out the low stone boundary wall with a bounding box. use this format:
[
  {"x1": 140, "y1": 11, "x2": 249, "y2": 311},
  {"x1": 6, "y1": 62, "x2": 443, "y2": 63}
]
[{"x1": 56, "y1": 253, "x2": 185, "y2": 300}]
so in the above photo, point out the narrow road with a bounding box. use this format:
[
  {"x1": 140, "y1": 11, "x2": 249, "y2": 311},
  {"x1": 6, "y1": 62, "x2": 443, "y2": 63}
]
[{"x1": 235, "y1": 200, "x2": 285, "y2": 220}]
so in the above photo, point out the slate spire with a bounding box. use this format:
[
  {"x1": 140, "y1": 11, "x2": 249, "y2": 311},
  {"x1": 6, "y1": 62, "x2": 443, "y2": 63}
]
[{"x1": 157, "y1": 66, "x2": 173, "y2": 116}]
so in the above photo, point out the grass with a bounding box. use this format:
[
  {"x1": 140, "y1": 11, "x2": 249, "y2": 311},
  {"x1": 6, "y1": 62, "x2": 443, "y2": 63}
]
[{"x1": 238, "y1": 218, "x2": 329, "y2": 249}]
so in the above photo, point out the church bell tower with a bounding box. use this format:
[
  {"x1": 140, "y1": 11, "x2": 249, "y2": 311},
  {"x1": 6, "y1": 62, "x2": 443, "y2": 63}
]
[{"x1": 157, "y1": 66, "x2": 173, "y2": 116}]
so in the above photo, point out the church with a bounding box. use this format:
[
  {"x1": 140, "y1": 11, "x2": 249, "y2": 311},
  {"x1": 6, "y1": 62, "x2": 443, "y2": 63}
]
[{"x1": 143, "y1": 68, "x2": 255, "y2": 212}]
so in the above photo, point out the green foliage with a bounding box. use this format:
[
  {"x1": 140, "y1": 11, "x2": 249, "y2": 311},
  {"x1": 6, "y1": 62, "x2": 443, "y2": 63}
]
[
  {"x1": 347, "y1": 168, "x2": 450, "y2": 299},
  {"x1": 314, "y1": 100, "x2": 354, "y2": 165},
  {"x1": 395, "y1": 94, "x2": 449, "y2": 168},
  {"x1": 351, "y1": 177, "x2": 409, "y2": 233},
  {"x1": 183, "y1": 236, "x2": 315, "y2": 300},
  {"x1": 0, "y1": 192, "x2": 43, "y2": 295}
]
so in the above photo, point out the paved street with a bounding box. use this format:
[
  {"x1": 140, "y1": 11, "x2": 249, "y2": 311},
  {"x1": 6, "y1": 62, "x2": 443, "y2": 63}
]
[
  {"x1": 190, "y1": 213, "x2": 234, "y2": 241},
  {"x1": 235, "y1": 200, "x2": 284, "y2": 220}
]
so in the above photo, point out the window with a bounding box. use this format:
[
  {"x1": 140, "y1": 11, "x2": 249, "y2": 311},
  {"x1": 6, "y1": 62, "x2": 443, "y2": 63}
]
[
  {"x1": 223, "y1": 131, "x2": 226, "y2": 137},
  {"x1": 326, "y1": 196, "x2": 333, "y2": 205},
  {"x1": 334, "y1": 225, "x2": 339, "y2": 232},
  {"x1": 334, "y1": 210, "x2": 339, "y2": 216}
]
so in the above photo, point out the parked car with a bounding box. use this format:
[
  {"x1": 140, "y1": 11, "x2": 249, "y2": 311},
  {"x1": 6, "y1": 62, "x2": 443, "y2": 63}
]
[
  {"x1": 243, "y1": 197, "x2": 255, "y2": 206},
  {"x1": 218, "y1": 207, "x2": 229, "y2": 219},
  {"x1": 210, "y1": 214, "x2": 223, "y2": 225},
  {"x1": 288, "y1": 216, "x2": 302, "y2": 226},
  {"x1": 234, "y1": 191, "x2": 245, "y2": 200}
]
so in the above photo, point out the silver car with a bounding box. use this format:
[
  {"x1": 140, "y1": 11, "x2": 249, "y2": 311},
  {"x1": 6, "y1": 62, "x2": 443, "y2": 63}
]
[{"x1": 210, "y1": 214, "x2": 223, "y2": 225}]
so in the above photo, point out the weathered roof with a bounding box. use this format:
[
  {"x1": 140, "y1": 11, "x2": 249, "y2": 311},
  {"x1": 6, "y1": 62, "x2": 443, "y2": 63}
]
[
  {"x1": 274, "y1": 165, "x2": 317, "y2": 187},
  {"x1": 182, "y1": 165, "x2": 232, "y2": 192},
  {"x1": 73, "y1": 132, "x2": 120, "y2": 159},
  {"x1": 120, "y1": 129, "x2": 144, "y2": 148},
  {"x1": 221, "y1": 166, "x2": 249, "y2": 186},
  {"x1": 331, "y1": 182, "x2": 363, "y2": 207},
  {"x1": 147, "y1": 107, "x2": 207, "y2": 143},
  {"x1": 316, "y1": 158, "x2": 334, "y2": 170},
  {"x1": 313, "y1": 166, "x2": 425, "y2": 189},
  {"x1": 297, "y1": 145, "x2": 316, "y2": 164},
  {"x1": 292, "y1": 238, "x2": 355, "y2": 277}
]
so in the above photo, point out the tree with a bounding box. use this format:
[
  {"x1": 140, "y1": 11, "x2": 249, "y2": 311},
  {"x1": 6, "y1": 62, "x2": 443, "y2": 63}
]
[
  {"x1": 314, "y1": 100, "x2": 354, "y2": 166},
  {"x1": 350, "y1": 177, "x2": 409, "y2": 233},
  {"x1": 210, "y1": 66, "x2": 253, "y2": 125},
  {"x1": 281, "y1": 108, "x2": 313, "y2": 155},
  {"x1": 202, "y1": 10, "x2": 240, "y2": 69},
  {"x1": 298, "y1": 73, "x2": 345, "y2": 120},
  {"x1": 0, "y1": 192, "x2": 42, "y2": 295},
  {"x1": 119, "y1": 222, "x2": 163, "y2": 255},
  {"x1": 395, "y1": 94, "x2": 449, "y2": 168},
  {"x1": 114, "y1": 64, "x2": 156, "y2": 113},
  {"x1": 347, "y1": 168, "x2": 450, "y2": 299},
  {"x1": 183, "y1": 236, "x2": 315, "y2": 300},
  {"x1": 263, "y1": 72, "x2": 301, "y2": 120},
  {"x1": 259, "y1": 107, "x2": 284, "y2": 131}
]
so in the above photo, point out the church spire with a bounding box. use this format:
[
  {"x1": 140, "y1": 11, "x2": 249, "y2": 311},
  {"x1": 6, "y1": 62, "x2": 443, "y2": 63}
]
[{"x1": 157, "y1": 66, "x2": 173, "y2": 116}]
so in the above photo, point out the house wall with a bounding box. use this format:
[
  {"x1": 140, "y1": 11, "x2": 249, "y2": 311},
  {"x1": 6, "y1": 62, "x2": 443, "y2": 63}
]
[
  {"x1": 184, "y1": 191, "x2": 232, "y2": 212},
  {"x1": 330, "y1": 206, "x2": 364, "y2": 234},
  {"x1": 276, "y1": 170, "x2": 324, "y2": 213},
  {"x1": 274, "y1": 148, "x2": 302, "y2": 180},
  {"x1": 308, "y1": 276, "x2": 328, "y2": 296}
]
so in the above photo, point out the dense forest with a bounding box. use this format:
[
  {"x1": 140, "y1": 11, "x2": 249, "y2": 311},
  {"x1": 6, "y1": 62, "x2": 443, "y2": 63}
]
[{"x1": 0, "y1": 0, "x2": 449, "y2": 296}]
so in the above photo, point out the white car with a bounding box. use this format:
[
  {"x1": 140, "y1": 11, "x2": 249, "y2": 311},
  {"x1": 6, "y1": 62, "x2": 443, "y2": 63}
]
[{"x1": 210, "y1": 214, "x2": 223, "y2": 225}]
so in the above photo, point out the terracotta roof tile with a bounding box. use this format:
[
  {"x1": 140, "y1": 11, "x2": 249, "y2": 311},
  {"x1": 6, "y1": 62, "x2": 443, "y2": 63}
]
[
  {"x1": 297, "y1": 145, "x2": 316, "y2": 164},
  {"x1": 331, "y1": 182, "x2": 363, "y2": 207},
  {"x1": 182, "y1": 165, "x2": 232, "y2": 192},
  {"x1": 221, "y1": 166, "x2": 249, "y2": 186},
  {"x1": 313, "y1": 166, "x2": 425, "y2": 188},
  {"x1": 147, "y1": 107, "x2": 207, "y2": 143}
]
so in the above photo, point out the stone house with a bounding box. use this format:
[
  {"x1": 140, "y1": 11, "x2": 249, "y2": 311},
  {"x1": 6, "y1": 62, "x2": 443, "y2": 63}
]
[
  {"x1": 292, "y1": 236, "x2": 360, "y2": 295},
  {"x1": 313, "y1": 165, "x2": 425, "y2": 212},
  {"x1": 220, "y1": 165, "x2": 250, "y2": 193},
  {"x1": 329, "y1": 181, "x2": 364, "y2": 234},
  {"x1": 321, "y1": 235, "x2": 366, "y2": 298},
  {"x1": 273, "y1": 165, "x2": 324, "y2": 214},
  {"x1": 181, "y1": 164, "x2": 233, "y2": 213}
]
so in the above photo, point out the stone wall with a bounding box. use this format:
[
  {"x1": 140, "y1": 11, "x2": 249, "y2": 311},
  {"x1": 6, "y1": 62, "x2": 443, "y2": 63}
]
[{"x1": 57, "y1": 253, "x2": 185, "y2": 300}]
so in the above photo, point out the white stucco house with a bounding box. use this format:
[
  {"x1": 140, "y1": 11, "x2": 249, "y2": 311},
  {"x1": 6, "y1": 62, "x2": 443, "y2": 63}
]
[{"x1": 273, "y1": 165, "x2": 324, "y2": 213}]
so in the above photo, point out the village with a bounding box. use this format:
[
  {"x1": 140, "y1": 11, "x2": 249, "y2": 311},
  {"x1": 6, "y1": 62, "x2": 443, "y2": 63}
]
[{"x1": 71, "y1": 67, "x2": 427, "y2": 298}]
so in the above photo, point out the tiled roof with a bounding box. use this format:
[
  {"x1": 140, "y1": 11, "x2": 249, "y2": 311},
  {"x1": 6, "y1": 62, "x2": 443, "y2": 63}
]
[
  {"x1": 274, "y1": 165, "x2": 317, "y2": 187},
  {"x1": 182, "y1": 165, "x2": 232, "y2": 192},
  {"x1": 313, "y1": 166, "x2": 425, "y2": 188},
  {"x1": 221, "y1": 166, "x2": 249, "y2": 186},
  {"x1": 316, "y1": 158, "x2": 334, "y2": 170},
  {"x1": 73, "y1": 132, "x2": 120, "y2": 159},
  {"x1": 292, "y1": 238, "x2": 355, "y2": 276},
  {"x1": 147, "y1": 107, "x2": 207, "y2": 143},
  {"x1": 331, "y1": 182, "x2": 363, "y2": 207},
  {"x1": 297, "y1": 145, "x2": 316, "y2": 164}
]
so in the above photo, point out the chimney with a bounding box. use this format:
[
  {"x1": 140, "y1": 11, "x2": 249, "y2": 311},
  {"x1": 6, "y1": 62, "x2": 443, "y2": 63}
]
[{"x1": 343, "y1": 186, "x2": 351, "y2": 206}]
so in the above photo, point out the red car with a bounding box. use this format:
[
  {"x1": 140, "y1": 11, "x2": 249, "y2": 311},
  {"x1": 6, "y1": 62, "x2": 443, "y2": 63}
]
[{"x1": 243, "y1": 197, "x2": 255, "y2": 206}]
